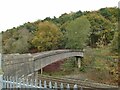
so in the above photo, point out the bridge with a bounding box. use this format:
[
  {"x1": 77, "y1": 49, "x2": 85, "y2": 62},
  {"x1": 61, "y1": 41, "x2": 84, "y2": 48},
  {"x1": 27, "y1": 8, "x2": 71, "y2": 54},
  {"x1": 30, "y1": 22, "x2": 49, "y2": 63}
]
[{"x1": 2, "y1": 49, "x2": 83, "y2": 77}]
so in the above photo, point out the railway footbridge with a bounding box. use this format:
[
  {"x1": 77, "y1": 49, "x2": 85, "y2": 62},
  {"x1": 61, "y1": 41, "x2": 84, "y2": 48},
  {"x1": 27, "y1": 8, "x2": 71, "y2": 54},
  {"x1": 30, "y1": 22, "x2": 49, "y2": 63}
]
[{"x1": 1, "y1": 49, "x2": 83, "y2": 77}]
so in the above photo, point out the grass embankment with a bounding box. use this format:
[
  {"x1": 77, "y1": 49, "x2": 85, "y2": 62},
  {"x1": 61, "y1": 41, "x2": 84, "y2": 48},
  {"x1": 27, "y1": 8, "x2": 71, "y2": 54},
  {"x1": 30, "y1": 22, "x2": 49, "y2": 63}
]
[
  {"x1": 40, "y1": 47, "x2": 118, "y2": 85},
  {"x1": 82, "y1": 47, "x2": 118, "y2": 85}
]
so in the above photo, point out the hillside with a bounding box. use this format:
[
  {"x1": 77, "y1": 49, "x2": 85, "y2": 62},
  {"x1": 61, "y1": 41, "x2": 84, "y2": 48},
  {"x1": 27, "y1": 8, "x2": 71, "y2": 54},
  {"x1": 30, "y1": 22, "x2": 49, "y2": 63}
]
[
  {"x1": 1, "y1": 7, "x2": 119, "y2": 54},
  {"x1": 1, "y1": 7, "x2": 119, "y2": 85}
]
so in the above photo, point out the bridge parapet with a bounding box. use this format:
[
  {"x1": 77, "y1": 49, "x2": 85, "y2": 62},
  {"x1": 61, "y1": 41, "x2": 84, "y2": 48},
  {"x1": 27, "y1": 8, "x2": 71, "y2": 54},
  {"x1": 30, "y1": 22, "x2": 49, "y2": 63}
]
[
  {"x1": 33, "y1": 49, "x2": 83, "y2": 60},
  {"x1": 2, "y1": 54, "x2": 33, "y2": 77}
]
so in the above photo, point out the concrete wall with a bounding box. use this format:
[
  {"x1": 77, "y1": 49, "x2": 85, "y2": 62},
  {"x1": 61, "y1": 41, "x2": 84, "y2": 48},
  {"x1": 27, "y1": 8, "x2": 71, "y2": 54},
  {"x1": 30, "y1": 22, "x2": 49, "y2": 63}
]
[
  {"x1": 2, "y1": 50, "x2": 83, "y2": 77},
  {"x1": 2, "y1": 54, "x2": 33, "y2": 77}
]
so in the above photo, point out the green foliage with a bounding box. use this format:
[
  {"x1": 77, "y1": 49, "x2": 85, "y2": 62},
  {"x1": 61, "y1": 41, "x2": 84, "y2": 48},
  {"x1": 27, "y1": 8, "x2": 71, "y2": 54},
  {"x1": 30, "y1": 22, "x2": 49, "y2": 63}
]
[
  {"x1": 54, "y1": 13, "x2": 73, "y2": 25},
  {"x1": 43, "y1": 17, "x2": 52, "y2": 21},
  {"x1": 99, "y1": 7, "x2": 119, "y2": 22},
  {"x1": 65, "y1": 16, "x2": 91, "y2": 49},
  {"x1": 23, "y1": 22, "x2": 37, "y2": 32},
  {"x1": 79, "y1": 66, "x2": 85, "y2": 72},
  {"x1": 3, "y1": 28, "x2": 33, "y2": 53},
  {"x1": 1, "y1": 7, "x2": 118, "y2": 84},
  {"x1": 57, "y1": 11, "x2": 83, "y2": 25},
  {"x1": 111, "y1": 32, "x2": 119, "y2": 53},
  {"x1": 61, "y1": 58, "x2": 76, "y2": 72},
  {"x1": 1, "y1": 7, "x2": 119, "y2": 54},
  {"x1": 83, "y1": 47, "x2": 118, "y2": 83},
  {"x1": 72, "y1": 10, "x2": 82, "y2": 19},
  {"x1": 86, "y1": 12, "x2": 115, "y2": 47},
  {"x1": 31, "y1": 21, "x2": 63, "y2": 51}
]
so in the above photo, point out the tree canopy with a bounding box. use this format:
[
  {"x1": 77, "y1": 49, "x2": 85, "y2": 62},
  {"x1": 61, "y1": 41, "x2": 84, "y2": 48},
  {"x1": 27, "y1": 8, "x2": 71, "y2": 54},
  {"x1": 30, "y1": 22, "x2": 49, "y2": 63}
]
[
  {"x1": 31, "y1": 21, "x2": 63, "y2": 52},
  {"x1": 65, "y1": 16, "x2": 91, "y2": 49},
  {"x1": 1, "y1": 7, "x2": 119, "y2": 54}
]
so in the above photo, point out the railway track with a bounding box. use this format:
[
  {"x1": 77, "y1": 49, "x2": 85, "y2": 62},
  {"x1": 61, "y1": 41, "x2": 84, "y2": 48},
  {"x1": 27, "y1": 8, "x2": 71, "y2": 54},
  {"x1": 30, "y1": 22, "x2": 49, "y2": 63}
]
[{"x1": 38, "y1": 75, "x2": 118, "y2": 90}]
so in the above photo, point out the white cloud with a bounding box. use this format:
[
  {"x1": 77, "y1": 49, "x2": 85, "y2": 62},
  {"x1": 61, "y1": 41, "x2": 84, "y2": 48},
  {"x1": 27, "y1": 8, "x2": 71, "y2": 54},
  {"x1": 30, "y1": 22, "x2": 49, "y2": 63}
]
[{"x1": 0, "y1": 0, "x2": 119, "y2": 32}]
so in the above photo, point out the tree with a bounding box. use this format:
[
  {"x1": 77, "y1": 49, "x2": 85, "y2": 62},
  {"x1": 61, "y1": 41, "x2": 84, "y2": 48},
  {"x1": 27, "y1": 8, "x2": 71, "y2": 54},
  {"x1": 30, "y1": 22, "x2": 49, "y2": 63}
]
[
  {"x1": 54, "y1": 13, "x2": 74, "y2": 26},
  {"x1": 72, "y1": 10, "x2": 82, "y2": 19},
  {"x1": 11, "y1": 28, "x2": 33, "y2": 53},
  {"x1": 65, "y1": 16, "x2": 91, "y2": 49},
  {"x1": 111, "y1": 19, "x2": 120, "y2": 54},
  {"x1": 3, "y1": 28, "x2": 33, "y2": 53},
  {"x1": 111, "y1": 32, "x2": 119, "y2": 53},
  {"x1": 23, "y1": 22, "x2": 37, "y2": 33},
  {"x1": 31, "y1": 21, "x2": 63, "y2": 51},
  {"x1": 86, "y1": 12, "x2": 115, "y2": 47},
  {"x1": 99, "y1": 7, "x2": 118, "y2": 23}
]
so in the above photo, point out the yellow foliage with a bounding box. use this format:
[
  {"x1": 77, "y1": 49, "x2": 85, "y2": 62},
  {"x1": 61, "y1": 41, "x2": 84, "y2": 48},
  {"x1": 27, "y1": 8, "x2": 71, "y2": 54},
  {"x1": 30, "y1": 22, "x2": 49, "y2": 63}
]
[{"x1": 32, "y1": 21, "x2": 63, "y2": 51}]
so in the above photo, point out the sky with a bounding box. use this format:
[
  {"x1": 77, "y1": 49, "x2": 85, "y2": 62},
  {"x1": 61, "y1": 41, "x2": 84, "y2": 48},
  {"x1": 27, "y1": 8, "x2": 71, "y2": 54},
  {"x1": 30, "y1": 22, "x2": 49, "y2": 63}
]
[{"x1": 0, "y1": 0, "x2": 119, "y2": 32}]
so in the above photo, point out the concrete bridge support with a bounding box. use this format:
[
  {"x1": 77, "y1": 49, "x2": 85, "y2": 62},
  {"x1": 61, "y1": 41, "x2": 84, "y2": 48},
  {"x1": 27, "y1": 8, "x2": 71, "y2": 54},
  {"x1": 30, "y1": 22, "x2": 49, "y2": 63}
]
[
  {"x1": 76, "y1": 56, "x2": 83, "y2": 68},
  {"x1": 40, "y1": 68, "x2": 43, "y2": 75}
]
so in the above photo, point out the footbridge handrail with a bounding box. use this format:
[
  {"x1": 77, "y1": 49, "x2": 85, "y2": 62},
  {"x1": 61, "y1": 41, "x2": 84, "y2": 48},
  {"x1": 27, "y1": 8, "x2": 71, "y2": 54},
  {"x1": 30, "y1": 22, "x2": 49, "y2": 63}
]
[{"x1": 33, "y1": 49, "x2": 83, "y2": 60}]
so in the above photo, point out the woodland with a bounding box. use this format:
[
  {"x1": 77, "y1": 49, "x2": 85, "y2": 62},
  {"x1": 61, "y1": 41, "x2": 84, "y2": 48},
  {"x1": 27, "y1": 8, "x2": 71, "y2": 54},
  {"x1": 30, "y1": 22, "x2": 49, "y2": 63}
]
[{"x1": 1, "y1": 7, "x2": 120, "y2": 85}]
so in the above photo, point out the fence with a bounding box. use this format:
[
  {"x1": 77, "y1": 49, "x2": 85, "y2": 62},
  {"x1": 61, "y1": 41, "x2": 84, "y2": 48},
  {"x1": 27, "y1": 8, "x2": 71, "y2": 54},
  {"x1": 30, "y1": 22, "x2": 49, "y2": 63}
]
[{"x1": 0, "y1": 76, "x2": 83, "y2": 90}]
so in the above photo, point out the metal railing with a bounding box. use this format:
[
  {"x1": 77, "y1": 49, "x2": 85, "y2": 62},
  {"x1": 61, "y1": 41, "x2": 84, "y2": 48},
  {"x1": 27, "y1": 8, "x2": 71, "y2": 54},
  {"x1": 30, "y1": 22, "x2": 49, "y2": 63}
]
[{"x1": 0, "y1": 76, "x2": 83, "y2": 90}]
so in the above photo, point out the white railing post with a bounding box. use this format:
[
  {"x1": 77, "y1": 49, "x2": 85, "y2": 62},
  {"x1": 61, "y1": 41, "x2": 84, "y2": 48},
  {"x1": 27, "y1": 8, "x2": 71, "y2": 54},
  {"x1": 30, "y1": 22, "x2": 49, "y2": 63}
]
[
  {"x1": 26, "y1": 78, "x2": 29, "y2": 88},
  {"x1": 80, "y1": 86, "x2": 83, "y2": 90},
  {"x1": 66, "y1": 84, "x2": 70, "y2": 90},
  {"x1": 44, "y1": 80, "x2": 47, "y2": 89},
  {"x1": 12, "y1": 77, "x2": 15, "y2": 88},
  {"x1": 49, "y1": 81, "x2": 52, "y2": 89},
  {"x1": 9, "y1": 76, "x2": 12, "y2": 88},
  {"x1": 3, "y1": 76, "x2": 6, "y2": 89},
  {"x1": 39, "y1": 80, "x2": 42, "y2": 89},
  {"x1": 19, "y1": 78, "x2": 22, "y2": 89},
  {"x1": 74, "y1": 84, "x2": 78, "y2": 90},
  {"x1": 54, "y1": 82, "x2": 58, "y2": 90},
  {"x1": 0, "y1": 74, "x2": 3, "y2": 89},
  {"x1": 60, "y1": 83, "x2": 63, "y2": 90},
  {"x1": 30, "y1": 79, "x2": 33, "y2": 88},
  {"x1": 0, "y1": 53, "x2": 3, "y2": 90}
]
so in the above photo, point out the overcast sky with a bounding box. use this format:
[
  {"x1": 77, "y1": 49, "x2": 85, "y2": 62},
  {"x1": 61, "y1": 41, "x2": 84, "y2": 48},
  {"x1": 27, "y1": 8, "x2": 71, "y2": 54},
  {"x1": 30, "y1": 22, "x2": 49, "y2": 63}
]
[{"x1": 0, "y1": 0, "x2": 119, "y2": 32}]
